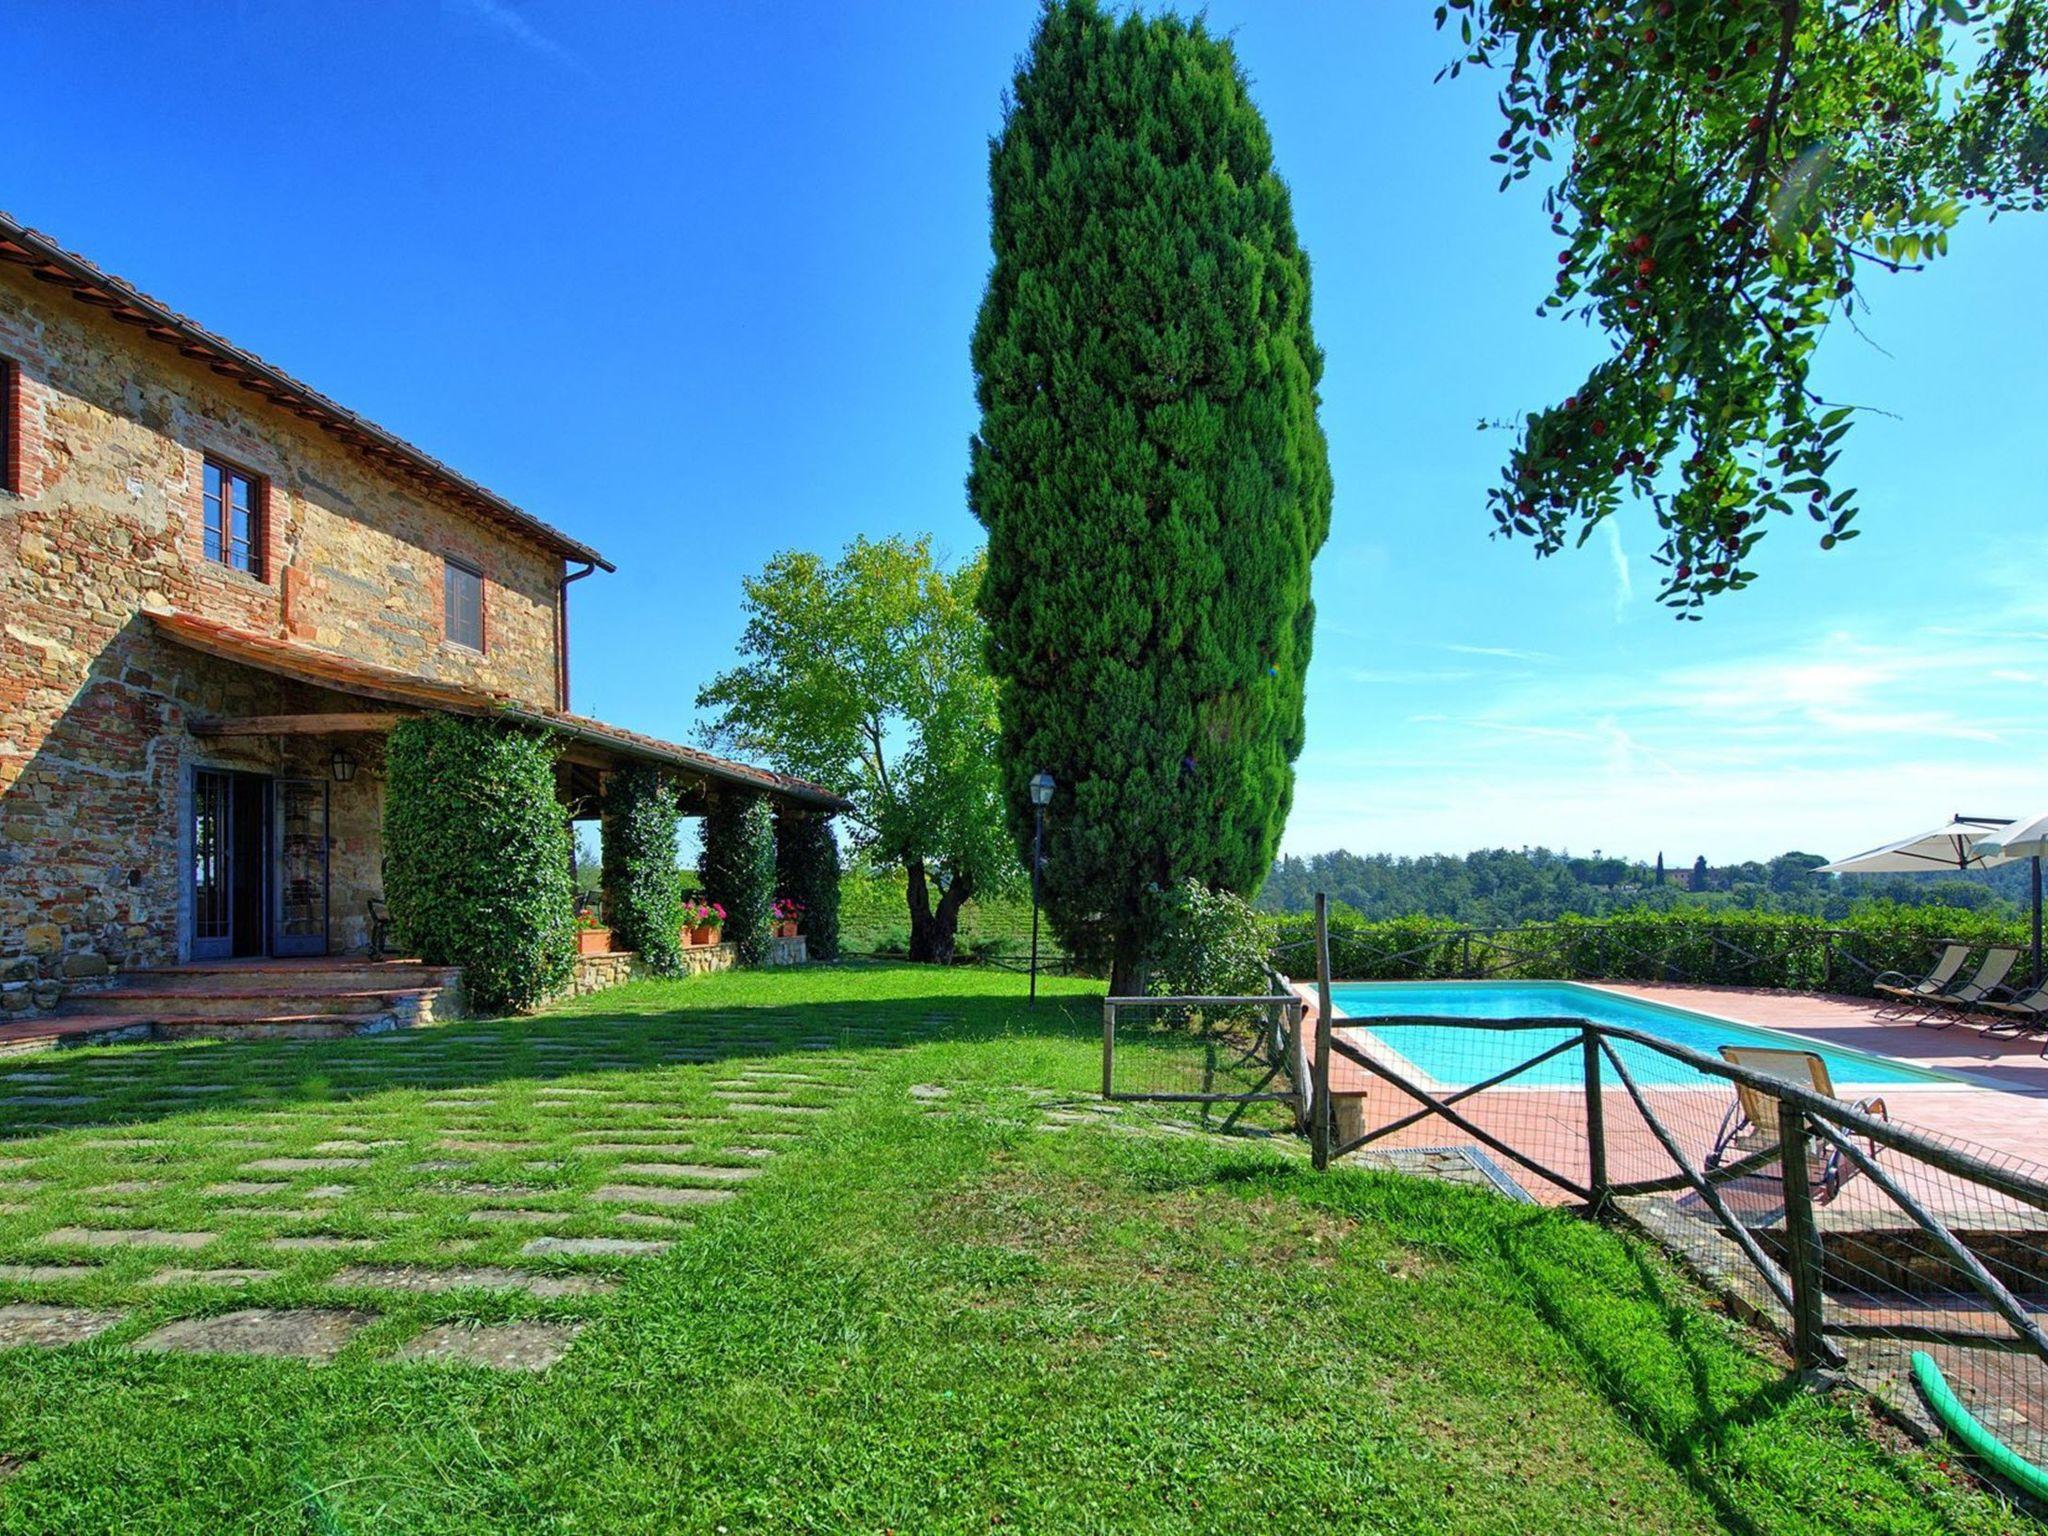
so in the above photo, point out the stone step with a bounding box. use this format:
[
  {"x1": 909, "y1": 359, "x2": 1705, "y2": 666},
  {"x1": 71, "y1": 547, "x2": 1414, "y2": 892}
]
[
  {"x1": 61, "y1": 987, "x2": 424, "y2": 1020},
  {"x1": 116, "y1": 962, "x2": 456, "y2": 993}
]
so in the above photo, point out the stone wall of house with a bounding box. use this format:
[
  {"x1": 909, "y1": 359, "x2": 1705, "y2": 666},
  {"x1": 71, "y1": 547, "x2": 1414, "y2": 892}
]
[{"x1": 0, "y1": 262, "x2": 571, "y2": 1002}]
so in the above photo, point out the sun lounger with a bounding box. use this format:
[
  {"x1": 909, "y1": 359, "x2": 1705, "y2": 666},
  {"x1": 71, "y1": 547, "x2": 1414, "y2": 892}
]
[
  {"x1": 1978, "y1": 981, "x2": 2048, "y2": 1046},
  {"x1": 1706, "y1": 1045, "x2": 1887, "y2": 1202},
  {"x1": 1872, "y1": 944, "x2": 1970, "y2": 1006},
  {"x1": 1913, "y1": 948, "x2": 2018, "y2": 1029}
]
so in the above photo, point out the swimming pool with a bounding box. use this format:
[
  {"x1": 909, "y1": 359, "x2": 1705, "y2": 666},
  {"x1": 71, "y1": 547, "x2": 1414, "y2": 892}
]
[{"x1": 1326, "y1": 981, "x2": 1952, "y2": 1090}]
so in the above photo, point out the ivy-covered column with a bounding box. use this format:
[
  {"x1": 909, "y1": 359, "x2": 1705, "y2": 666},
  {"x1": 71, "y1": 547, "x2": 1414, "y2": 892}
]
[
  {"x1": 383, "y1": 715, "x2": 575, "y2": 1013},
  {"x1": 700, "y1": 789, "x2": 774, "y2": 965},
  {"x1": 775, "y1": 811, "x2": 841, "y2": 961},
  {"x1": 600, "y1": 763, "x2": 684, "y2": 975}
]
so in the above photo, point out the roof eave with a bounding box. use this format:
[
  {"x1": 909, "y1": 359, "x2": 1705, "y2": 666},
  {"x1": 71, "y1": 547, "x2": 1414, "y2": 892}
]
[{"x1": 0, "y1": 210, "x2": 613, "y2": 573}]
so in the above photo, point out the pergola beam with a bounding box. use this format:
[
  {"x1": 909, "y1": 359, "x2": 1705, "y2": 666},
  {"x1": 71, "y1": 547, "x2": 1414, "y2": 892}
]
[{"x1": 191, "y1": 712, "x2": 412, "y2": 738}]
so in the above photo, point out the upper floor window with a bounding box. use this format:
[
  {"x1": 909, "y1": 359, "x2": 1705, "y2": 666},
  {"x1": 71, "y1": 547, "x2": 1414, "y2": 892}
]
[
  {"x1": 202, "y1": 458, "x2": 263, "y2": 575},
  {"x1": 444, "y1": 558, "x2": 485, "y2": 652}
]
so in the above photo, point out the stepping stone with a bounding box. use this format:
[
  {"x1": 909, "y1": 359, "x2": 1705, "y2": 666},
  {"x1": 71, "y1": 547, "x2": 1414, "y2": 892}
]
[
  {"x1": 266, "y1": 1236, "x2": 377, "y2": 1253},
  {"x1": 303, "y1": 1186, "x2": 354, "y2": 1200},
  {"x1": 42, "y1": 1227, "x2": 214, "y2": 1251},
  {"x1": 133, "y1": 1308, "x2": 372, "y2": 1363},
  {"x1": 610, "y1": 1211, "x2": 683, "y2": 1231},
  {"x1": 0, "y1": 1304, "x2": 126, "y2": 1347},
  {"x1": 0, "y1": 1264, "x2": 99, "y2": 1284},
  {"x1": 465, "y1": 1209, "x2": 570, "y2": 1226},
  {"x1": 312, "y1": 1140, "x2": 402, "y2": 1154},
  {"x1": 521, "y1": 1236, "x2": 669, "y2": 1258},
  {"x1": 207, "y1": 1181, "x2": 291, "y2": 1197},
  {"x1": 613, "y1": 1164, "x2": 759, "y2": 1183},
  {"x1": 910, "y1": 1085, "x2": 950, "y2": 1101},
  {"x1": 146, "y1": 1268, "x2": 279, "y2": 1289},
  {"x1": 397, "y1": 1320, "x2": 582, "y2": 1372},
  {"x1": 590, "y1": 1184, "x2": 735, "y2": 1208},
  {"x1": 579, "y1": 1144, "x2": 696, "y2": 1158},
  {"x1": 246, "y1": 1158, "x2": 370, "y2": 1172},
  {"x1": 329, "y1": 1264, "x2": 613, "y2": 1299},
  {"x1": 438, "y1": 1183, "x2": 551, "y2": 1199},
  {"x1": 410, "y1": 1160, "x2": 471, "y2": 1172},
  {"x1": 83, "y1": 1181, "x2": 163, "y2": 1197},
  {"x1": 0, "y1": 1096, "x2": 92, "y2": 1107},
  {"x1": 436, "y1": 1140, "x2": 534, "y2": 1154},
  {"x1": 0, "y1": 1179, "x2": 47, "y2": 1193},
  {"x1": 163, "y1": 1085, "x2": 232, "y2": 1096}
]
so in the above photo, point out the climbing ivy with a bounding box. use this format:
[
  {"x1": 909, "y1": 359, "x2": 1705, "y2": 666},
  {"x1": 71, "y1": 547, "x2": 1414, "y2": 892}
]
[
  {"x1": 776, "y1": 812, "x2": 842, "y2": 962},
  {"x1": 700, "y1": 790, "x2": 776, "y2": 965},
  {"x1": 600, "y1": 764, "x2": 684, "y2": 975},
  {"x1": 383, "y1": 715, "x2": 574, "y2": 1014}
]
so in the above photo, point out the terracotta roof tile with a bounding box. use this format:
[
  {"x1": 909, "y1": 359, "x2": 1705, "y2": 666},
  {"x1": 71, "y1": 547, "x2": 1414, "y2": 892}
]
[
  {"x1": 0, "y1": 210, "x2": 611, "y2": 572},
  {"x1": 147, "y1": 609, "x2": 847, "y2": 811}
]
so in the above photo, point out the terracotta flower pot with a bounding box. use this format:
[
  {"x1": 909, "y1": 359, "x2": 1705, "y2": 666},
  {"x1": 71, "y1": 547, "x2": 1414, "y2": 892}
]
[
  {"x1": 774, "y1": 920, "x2": 798, "y2": 939},
  {"x1": 576, "y1": 927, "x2": 612, "y2": 956},
  {"x1": 690, "y1": 924, "x2": 718, "y2": 947}
]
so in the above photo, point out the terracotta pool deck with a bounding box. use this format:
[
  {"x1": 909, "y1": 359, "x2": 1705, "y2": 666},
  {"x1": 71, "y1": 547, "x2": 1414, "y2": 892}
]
[{"x1": 1318, "y1": 982, "x2": 2048, "y2": 1210}]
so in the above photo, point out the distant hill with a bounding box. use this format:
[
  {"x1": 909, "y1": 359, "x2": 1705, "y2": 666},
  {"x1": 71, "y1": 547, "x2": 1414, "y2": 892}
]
[{"x1": 1258, "y1": 846, "x2": 2030, "y2": 925}]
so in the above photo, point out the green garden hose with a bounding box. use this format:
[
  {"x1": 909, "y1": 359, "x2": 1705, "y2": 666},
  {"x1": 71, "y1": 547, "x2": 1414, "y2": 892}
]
[{"x1": 1911, "y1": 1350, "x2": 2048, "y2": 1504}]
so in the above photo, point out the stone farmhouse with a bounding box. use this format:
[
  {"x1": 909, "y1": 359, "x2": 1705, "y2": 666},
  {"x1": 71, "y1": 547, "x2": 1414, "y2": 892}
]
[{"x1": 0, "y1": 212, "x2": 842, "y2": 1023}]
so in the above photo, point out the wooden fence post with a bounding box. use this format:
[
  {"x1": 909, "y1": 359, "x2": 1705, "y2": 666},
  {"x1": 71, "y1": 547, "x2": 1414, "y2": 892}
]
[
  {"x1": 1313, "y1": 892, "x2": 1334, "y2": 1171},
  {"x1": 1583, "y1": 1025, "x2": 1609, "y2": 1215},
  {"x1": 1776, "y1": 1096, "x2": 1832, "y2": 1373},
  {"x1": 1100, "y1": 998, "x2": 1115, "y2": 1100}
]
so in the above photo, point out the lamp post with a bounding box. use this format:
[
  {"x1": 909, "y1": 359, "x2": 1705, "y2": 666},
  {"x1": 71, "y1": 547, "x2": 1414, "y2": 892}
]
[{"x1": 1028, "y1": 771, "x2": 1055, "y2": 1002}]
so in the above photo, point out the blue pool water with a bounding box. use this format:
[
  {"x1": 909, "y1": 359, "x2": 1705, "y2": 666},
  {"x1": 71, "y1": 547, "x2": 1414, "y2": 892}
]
[{"x1": 1327, "y1": 981, "x2": 1949, "y2": 1089}]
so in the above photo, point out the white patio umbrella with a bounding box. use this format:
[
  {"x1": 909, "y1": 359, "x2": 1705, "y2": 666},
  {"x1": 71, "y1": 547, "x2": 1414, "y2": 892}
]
[
  {"x1": 1816, "y1": 815, "x2": 2016, "y2": 875},
  {"x1": 1974, "y1": 814, "x2": 2048, "y2": 986},
  {"x1": 1818, "y1": 813, "x2": 2032, "y2": 987}
]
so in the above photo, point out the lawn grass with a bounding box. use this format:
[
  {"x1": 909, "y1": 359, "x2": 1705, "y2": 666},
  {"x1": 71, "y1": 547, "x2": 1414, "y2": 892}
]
[{"x1": 0, "y1": 963, "x2": 2030, "y2": 1533}]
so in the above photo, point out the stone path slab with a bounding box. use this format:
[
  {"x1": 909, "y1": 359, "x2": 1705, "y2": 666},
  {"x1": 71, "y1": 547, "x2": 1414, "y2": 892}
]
[
  {"x1": 41, "y1": 1227, "x2": 215, "y2": 1251},
  {"x1": 591, "y1": 1184, "x2": 734, "y2": 1208},
  {"x1": 266, "y1": 1236, "x2": 377, "y2": 1253},
  {"x1": 146, "y1": 1269, "x2": 280, "y2": 1288},
  {"x1": 0, "y1": 1304, "x2": 126, "y2": 1347},
  {"x1": 0, "y1": 1264, "x2": 100, "y2": 1284},
  {"x1": 612, "y1": 1163, "x2": 759, "y2": 1183},
  {"x1": 246, "y1": 1157, "x2": 369, "y2": 1172},
  {"x1": 329, "y1": 1264, "x2": 613, "y2": 1299},
  {"x1": 397, "y1": 1320, "x2": 582, "y2": 1372},
  {"x1": 522, "y1": 1236, "x2": 669, "y2": 1258},
  {"x1": 206, "y1": 1182, "x2": 289, "y2": 1197},
  {"x1": 133, "y1": 1308, "x2": 372, "y2": 1363}
]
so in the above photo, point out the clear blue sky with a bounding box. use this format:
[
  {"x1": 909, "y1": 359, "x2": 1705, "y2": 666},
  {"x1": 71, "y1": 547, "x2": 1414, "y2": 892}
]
[{"x1": 7, "y1": 1, "x2": 2043, "y2": 866}]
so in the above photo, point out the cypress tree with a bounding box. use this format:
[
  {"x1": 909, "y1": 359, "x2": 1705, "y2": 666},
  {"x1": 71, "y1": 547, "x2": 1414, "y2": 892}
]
[
  {"x1": 969, "y1": 0, "x2": 1331, "y2": 991},
  {"x1": 775, "y1": 812, "x2": 843, "y2": 962}
]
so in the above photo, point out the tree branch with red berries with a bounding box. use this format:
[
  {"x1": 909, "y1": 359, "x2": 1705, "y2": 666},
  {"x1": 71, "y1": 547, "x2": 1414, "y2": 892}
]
[{"x1": 1440, "y1": 0, "x2": 2048, "y2": 615}]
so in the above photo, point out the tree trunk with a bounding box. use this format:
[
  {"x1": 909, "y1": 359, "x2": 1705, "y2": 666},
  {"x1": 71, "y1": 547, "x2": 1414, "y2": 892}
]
[
  {"x1": 904, "y1": 859, "x2": 939, "y2": 962},
  {"x1": 928, "y1": 873, "x2": 974, "y2": 965},
  {"x1": 1109, "y1": 929, "x2": 1144, "y2": 999},
  {"x1": 904, "y1": 859, "x2": 971, "y2": 964}
]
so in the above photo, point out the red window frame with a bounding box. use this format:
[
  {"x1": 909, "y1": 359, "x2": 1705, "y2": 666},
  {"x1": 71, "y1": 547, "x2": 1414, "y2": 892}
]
[
  {"x1": 0, "y1": 358, "x2": 17, "y2": 496},
  {"x1": 202, "y1": 456, "x2": 265, "y2": 576}
]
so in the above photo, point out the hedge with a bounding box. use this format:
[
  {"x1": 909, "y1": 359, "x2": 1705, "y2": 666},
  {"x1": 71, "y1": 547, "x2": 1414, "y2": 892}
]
[
  {"x1": 701, "y1": 790, "x2": 776, "y2": 965},
  {"x1": 383, "y1": 715, "x2": 575, "y2": 1014},
  {"x1": 1267, "y1": 902, "x2": 2031, "y2": 998},
  {"x1": 601, "y1": 764, "x2": 684, "y2": 975},
  {"x1": 775, "y1": 813, "x2": 842, "y2": 962}
]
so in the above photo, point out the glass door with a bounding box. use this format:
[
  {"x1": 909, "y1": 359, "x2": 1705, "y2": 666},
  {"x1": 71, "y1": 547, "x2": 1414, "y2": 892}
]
[
  {"x1": 191, "y1": 769, "x2": 234, "y2": 960},
  {"x1": 272, "y1": 778, "x2": 330, "y2": 957}
]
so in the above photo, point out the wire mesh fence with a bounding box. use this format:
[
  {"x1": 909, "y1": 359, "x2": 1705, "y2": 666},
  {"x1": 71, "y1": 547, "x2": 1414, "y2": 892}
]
[
  {"x1": 1100, "y1": 973, "x2": 1306, "y2": 1136},
  {"x1": 1308, "y1": 1009, "x2": 2048, "y2": 1485}
]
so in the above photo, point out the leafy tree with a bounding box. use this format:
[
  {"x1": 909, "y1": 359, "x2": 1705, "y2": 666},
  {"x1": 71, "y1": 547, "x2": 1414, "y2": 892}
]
[
  {"x1": 699, "y1": 790, "x2": 775, "y2": 965},
  {"x1": 970, "y1": 0, "x2": 1332, "y2": 992},
  {"x1": 1443, "y1": 0, "x2": 2047, "y2": 613},
  {"x1": 1691, "y1": 854, "x2": 1712, "y2": 893},
  {"x1": 383, "y1": 715, "x2": 574, "y2": 1013},
  {"x1": 600, "y1": 764, "x2": 684, "y2": 974},
  {"x1": 697, "y1": 535, "x2": 1011, "y2": 963}
]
